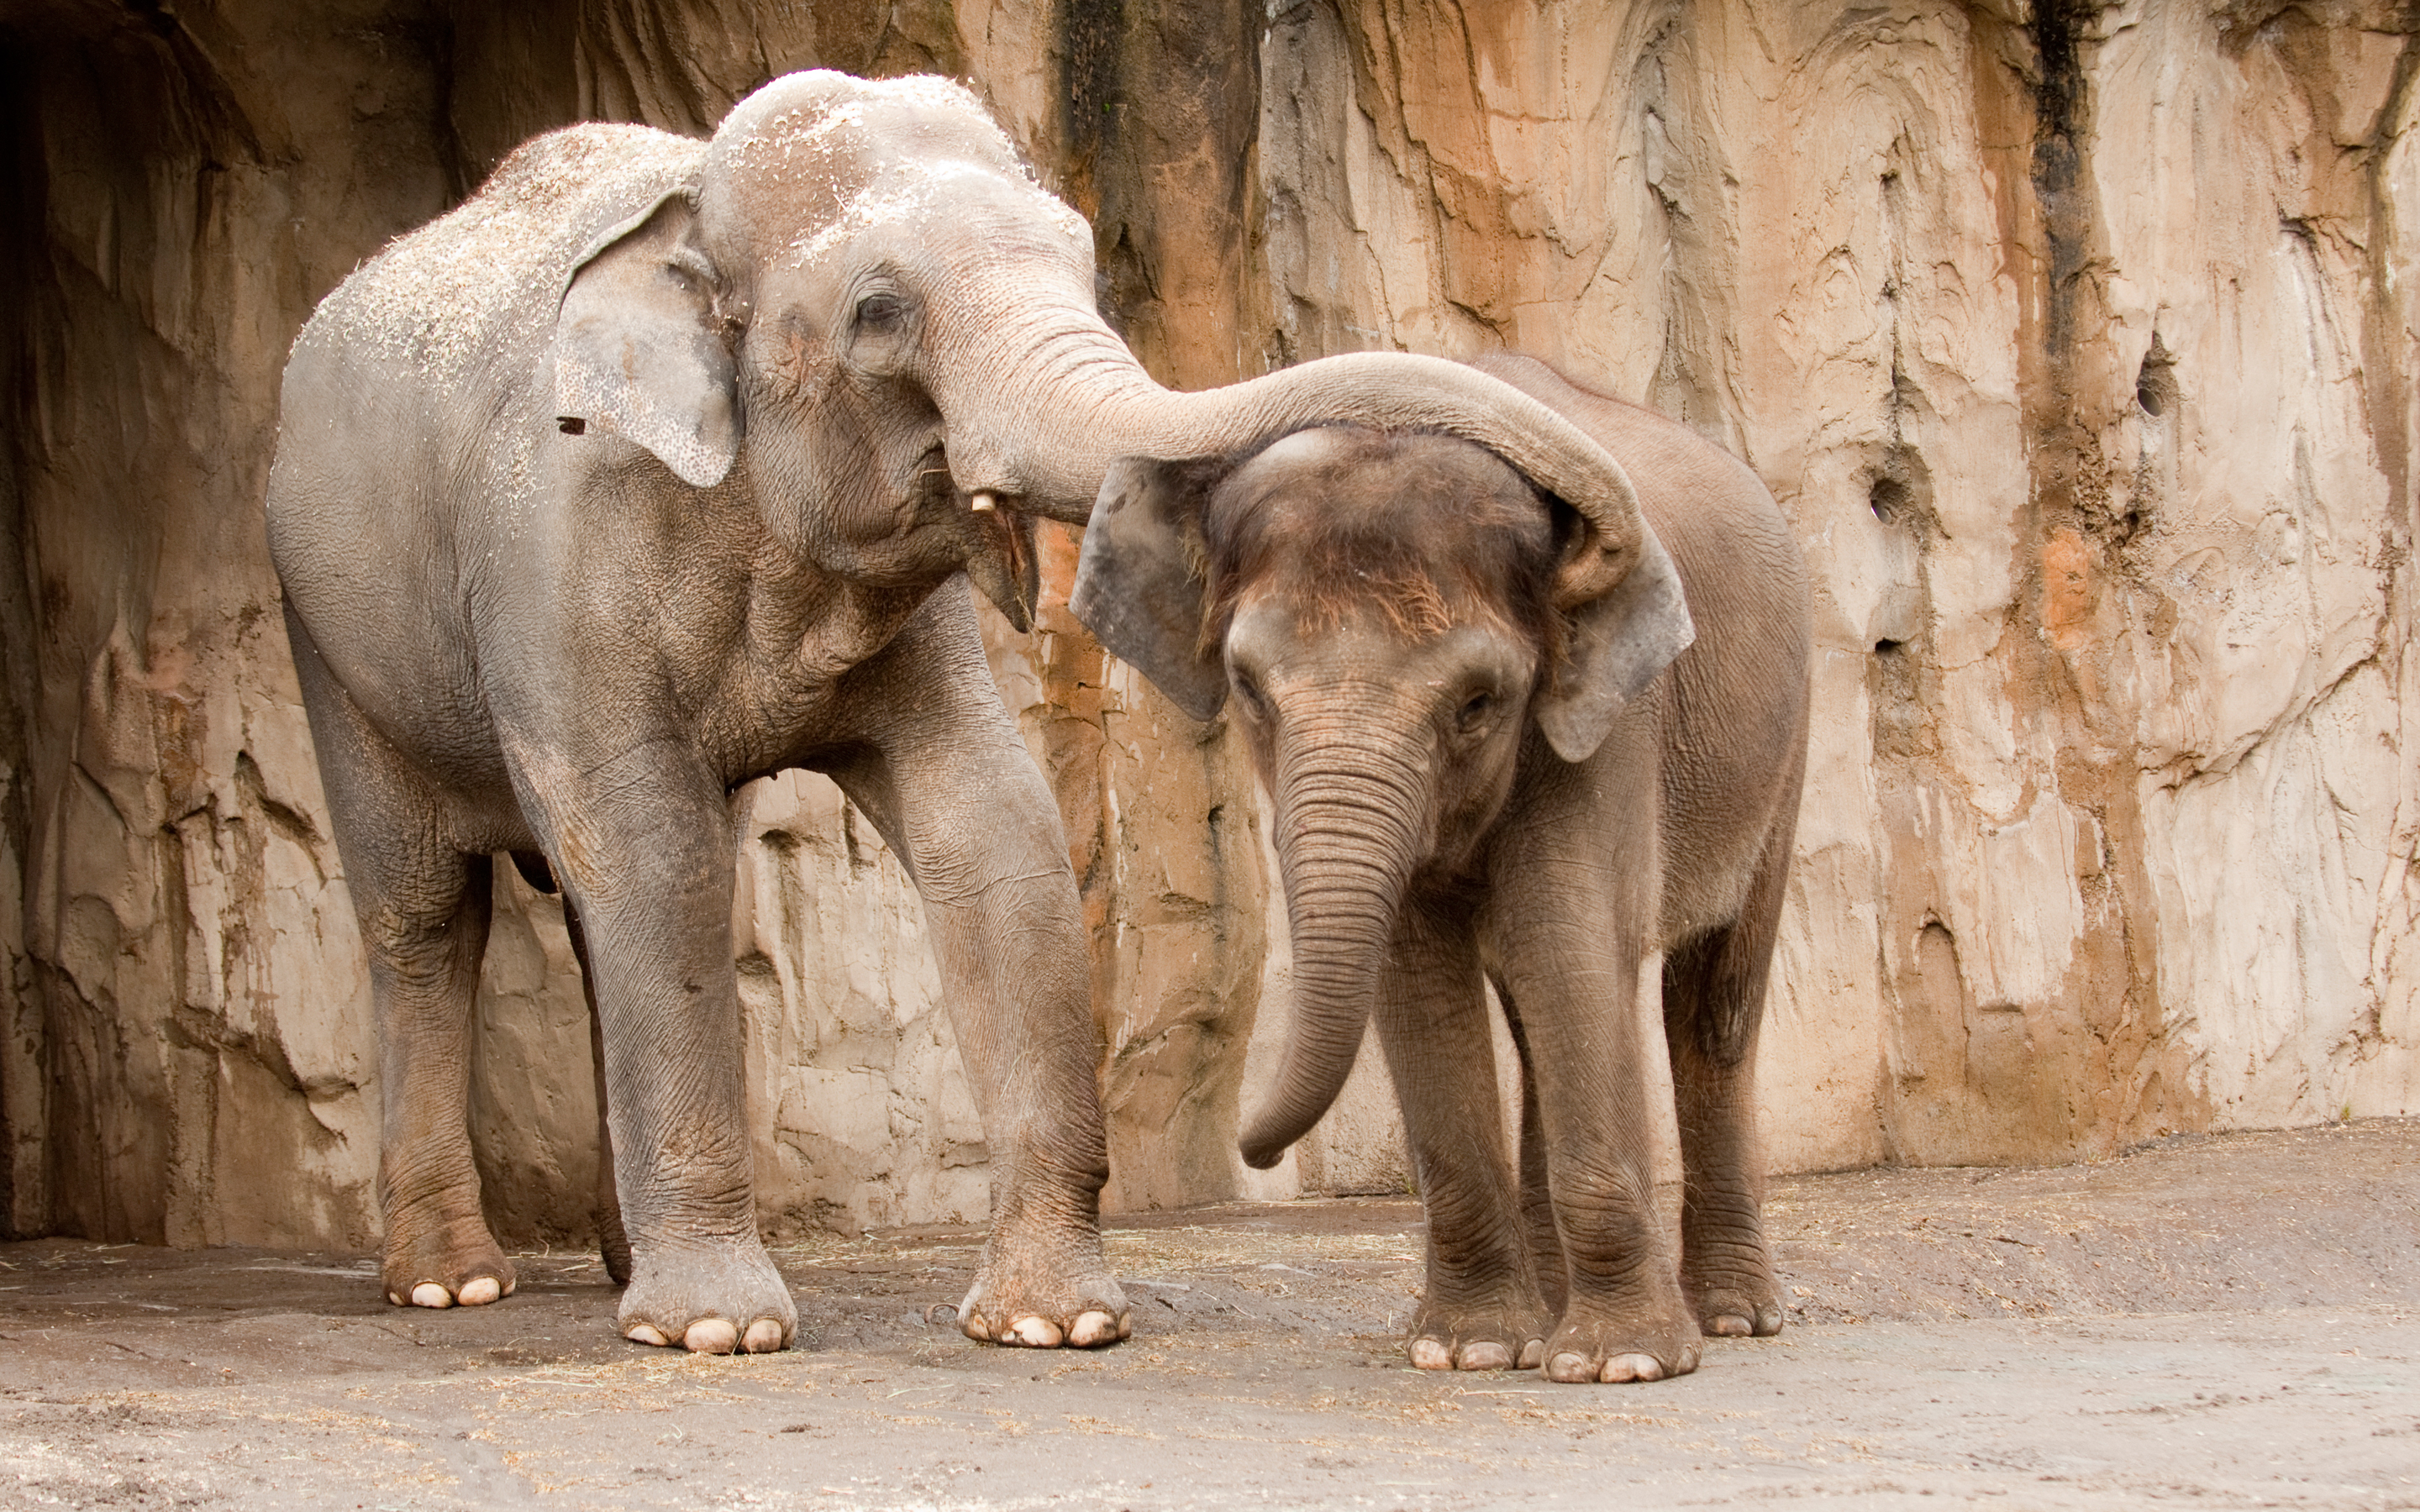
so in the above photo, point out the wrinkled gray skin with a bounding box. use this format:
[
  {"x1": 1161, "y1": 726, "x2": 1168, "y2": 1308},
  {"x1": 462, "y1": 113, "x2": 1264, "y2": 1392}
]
[
  {"x1": 266, "y1": 73, "x2": 1663, "y2": 1355},
  {"x1": 1072, "y1": 355, "x2": 1811, "y2": 1383}
]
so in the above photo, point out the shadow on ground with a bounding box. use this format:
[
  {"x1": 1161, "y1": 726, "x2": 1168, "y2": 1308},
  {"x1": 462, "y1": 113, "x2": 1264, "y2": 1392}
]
[{"x1": 3, "y1": 1121, "x2": 2417, "y2": 1509}]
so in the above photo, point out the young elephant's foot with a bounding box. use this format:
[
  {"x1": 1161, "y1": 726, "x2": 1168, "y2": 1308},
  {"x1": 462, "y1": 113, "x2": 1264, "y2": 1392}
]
[
  {"x1": 618, "y1": 1239, "x2": 796, "y2": 1354},
  {"x1": 381, "y1": 1207, "x2": 517, "y2": 1310},
  {"x1": 1542, "y1": 1298, "x2": 1704, "y2": 1383},
  {"x1": 1407, "y1": 1292, "x2": 1551, "y2": 1372},
  {"x1": 955, "y1": 1218, "x2": 1129, "y2": 1349}
]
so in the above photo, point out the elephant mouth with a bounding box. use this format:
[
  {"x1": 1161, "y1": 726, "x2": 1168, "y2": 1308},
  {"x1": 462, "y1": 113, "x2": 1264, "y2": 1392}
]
[{"x1": 963, "y1": 486, "x2": 1040, "y2": 631}]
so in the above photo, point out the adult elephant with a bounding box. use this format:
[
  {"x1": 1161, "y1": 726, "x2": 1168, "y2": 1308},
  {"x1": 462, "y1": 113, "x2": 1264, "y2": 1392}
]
[{"x1": 266, "y1": 71, "x2": 1646, "y2": 1354}]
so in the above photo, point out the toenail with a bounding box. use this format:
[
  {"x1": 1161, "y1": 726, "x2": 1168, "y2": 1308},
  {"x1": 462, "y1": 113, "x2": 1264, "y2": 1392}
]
[
  {"x1": 743, "y1": 1319, "x2": 786, "y2": 1353},
  {"x1": 410, "y1": 1283, "x2": 452, "y2": 1309},
  {"x1": 1460, "y1": 1341, "x2": 1513, "y2": 1371},
  {"x1": 1409, "y1": 1338, "x2": 1453, "y2": 1370},
  {"x1": 1604, "y1": 1352, "x2": 1664, "y2": 1383},
  {"x1": 1068, "y1": 1310, "x2": 1120, "y2": 1348},
  {"x1": 1004, "y1": 1316, "x2": 1063, "y2": 1347},
  {"x1": 456, "y1": 1278, "x2": 502, "y2": 1306},
  {"x1": 1708, "y1": 1314, "x2": 1751, "y2": 1337},
  {"x1": 1547, "y1": 1352, "x2": 1592, "y2": 1383},
  {"x1": 387, "y1": 1291, "x2": 406, "y2": 1306},
  {"x1": 685, "y1": 1319, "x2": 739, "y2": 1354},
  {"x1": 1519, "y1": 1338, "x2": 1545, "y2": 1370},
  {"x1": 625, "y1": 1323, "x2": 671, "y2": 1347}
]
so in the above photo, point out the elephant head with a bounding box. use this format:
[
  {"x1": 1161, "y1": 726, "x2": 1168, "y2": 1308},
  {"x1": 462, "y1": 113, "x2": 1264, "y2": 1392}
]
[
  {"x1": 550, "y1": 71, "x2": 1659, "y2": 628},
  {"x1": 1068, "y1": 419, "x2": 1693, "y2": 1168}
]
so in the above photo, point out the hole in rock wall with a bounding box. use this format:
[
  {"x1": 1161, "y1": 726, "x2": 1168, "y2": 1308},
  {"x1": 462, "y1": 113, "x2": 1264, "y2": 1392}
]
[
  {"x1": 1865, "y1": 451, "x2": 1937, "y2": 762},
  {"x1": 1870, "y1": 475, "x2": 1912, "y2": 525},
  {"x1": 2135, "y1": 333, "x2": 2177, "y2": 422}
]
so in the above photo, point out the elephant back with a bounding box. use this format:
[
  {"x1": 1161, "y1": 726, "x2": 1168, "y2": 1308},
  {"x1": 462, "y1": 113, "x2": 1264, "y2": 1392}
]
[{"x1": 289, "y1": 123, "x2": 702, "y2": 396}]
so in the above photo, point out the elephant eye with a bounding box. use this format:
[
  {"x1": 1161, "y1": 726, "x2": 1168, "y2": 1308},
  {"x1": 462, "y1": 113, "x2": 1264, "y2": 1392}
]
[
  {"x1": 1455, "y1": 690, "x2": 1495, "y2": 732},
  {"x1": 1233, "y1": 673, "x2": 1270, "y2": 722},
  {"x1": 855, "y1": 292, "x2": 906, "y2": 330}
]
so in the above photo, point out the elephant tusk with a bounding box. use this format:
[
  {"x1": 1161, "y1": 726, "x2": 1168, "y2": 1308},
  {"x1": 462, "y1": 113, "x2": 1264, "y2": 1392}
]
[{"x1": 970, "y1": 491, "x2": 998, "y2": 512}]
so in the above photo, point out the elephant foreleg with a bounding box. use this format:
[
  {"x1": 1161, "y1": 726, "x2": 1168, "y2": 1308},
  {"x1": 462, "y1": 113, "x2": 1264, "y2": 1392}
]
[
  {"x1": 828, "y1": 722, "x2": 1125, "y2": 1350},
  {"x1": 1376, "y1": 906, "x2": 1548, "y2": 1371},
  {"x1": 1494, "y1": 984, "x2": 1566, "y2": 1319},
  {"x1": 1489, "y1": 855, "x2": 1701, "y2": 1383},
  {"x1": 520, "y1": 740, "x2": 793, "y2": 1354}
]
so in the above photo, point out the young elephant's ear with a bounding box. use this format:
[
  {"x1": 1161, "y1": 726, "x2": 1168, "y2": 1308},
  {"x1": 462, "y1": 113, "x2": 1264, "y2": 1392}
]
[
  {"x1": 1535, "y1": 517, "x2": 1695, "y2": 764},
  {"x1": 1071, "y1": 458, "x2": 1229, "y2": 721},
  {"x1": 553, "y1": 192, "x2": 740, "y2": 489}
]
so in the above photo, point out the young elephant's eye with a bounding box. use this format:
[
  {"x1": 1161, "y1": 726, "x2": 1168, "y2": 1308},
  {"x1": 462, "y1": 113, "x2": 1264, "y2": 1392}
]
[
  {"x1": 855, "y1": 292, "x2": 906, "y2": 330},
  {"x1": 1455, "y1": 690, "x2": 1495, "y2": 732}
]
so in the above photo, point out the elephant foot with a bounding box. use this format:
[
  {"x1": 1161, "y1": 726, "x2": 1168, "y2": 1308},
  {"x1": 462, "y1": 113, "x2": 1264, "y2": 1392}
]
[
  {"x1": 618, "y1": 1239, "x2": 796, "y2": 1354},
  {"x1": 955, "y1": 1220, "x2": 1129, "y2": 1349},
  {"x1": 1407, "y1": 1292, "x2": 1550, "y2": 1371},
  {"x1": 1541, "y1": 1297, "x2": 1703, "y2": 1384},
  {"x1": 1683, "y1": 1252, "x2": 1783, "y2": 1338},
  {"x1": 381, "y1": 1208, "x2": 517, "y2": 1310}
]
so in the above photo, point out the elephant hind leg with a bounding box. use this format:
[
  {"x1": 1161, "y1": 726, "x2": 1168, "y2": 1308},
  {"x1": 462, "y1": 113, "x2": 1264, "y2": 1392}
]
[
  {"x1": 366, "y1": 848, "x2": 517, "y2": 1310},
  {"x1": 1663, "y1": 823, "x2": 1794, "y2": 1340},
  {"x1": 560, "y1": 901, "x2": 633, "y2": 1287},
  {"x1": 284, "y1": 605, "x2": 514, "y2": 1311}
]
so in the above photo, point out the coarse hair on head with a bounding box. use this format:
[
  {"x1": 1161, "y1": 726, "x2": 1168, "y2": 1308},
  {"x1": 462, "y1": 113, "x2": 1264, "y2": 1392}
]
[{"x1": 1195, "y1": 427, "x2": 1568, "y2": 669}]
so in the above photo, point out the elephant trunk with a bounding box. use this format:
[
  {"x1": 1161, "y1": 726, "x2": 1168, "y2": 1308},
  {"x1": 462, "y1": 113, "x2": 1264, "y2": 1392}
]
[
  {"x1": 1237, "y1": 729, "x2": 1430, "y2": 1169},
  {"x1": 929, "y1": 302, "x2": 1647, "y2": 559}
]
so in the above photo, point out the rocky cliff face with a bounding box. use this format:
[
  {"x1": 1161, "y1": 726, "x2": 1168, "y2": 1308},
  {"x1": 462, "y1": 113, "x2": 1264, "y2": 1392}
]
[{"x1": 3, "y1": 0, "x2": 2413, "y2": 1249}]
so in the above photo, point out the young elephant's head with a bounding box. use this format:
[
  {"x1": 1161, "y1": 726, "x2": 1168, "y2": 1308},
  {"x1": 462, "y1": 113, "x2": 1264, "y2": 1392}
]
[
  {"x1": 553, "y1": 71, "x2": 1677, "y2": 631},
  {"x1": 1071, "y1": 424, "x2": 1693, "y2": 1168}
]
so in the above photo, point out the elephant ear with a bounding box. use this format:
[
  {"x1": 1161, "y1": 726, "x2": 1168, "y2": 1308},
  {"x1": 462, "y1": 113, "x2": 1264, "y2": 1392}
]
[
  {"x1": 1534, "y1": 507, "x2": 1695, "y2": 764},
  {"x1": 553, "y1": 192, "x2": 740, "y2": 489},
  {"x1": 1071, "y1": 457, "x2": 1230, "y2": 721}
]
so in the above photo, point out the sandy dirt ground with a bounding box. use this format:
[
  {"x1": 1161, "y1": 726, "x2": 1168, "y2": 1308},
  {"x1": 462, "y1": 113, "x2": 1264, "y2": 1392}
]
[{"x1": 3, "y1": 1121, "x2": 2416, "y2": 1510}]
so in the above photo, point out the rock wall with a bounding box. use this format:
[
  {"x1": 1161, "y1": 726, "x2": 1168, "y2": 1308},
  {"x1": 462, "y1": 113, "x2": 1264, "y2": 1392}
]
[{"x1": 3, "y1": 0, "x2": 2414, "y2": 1250}]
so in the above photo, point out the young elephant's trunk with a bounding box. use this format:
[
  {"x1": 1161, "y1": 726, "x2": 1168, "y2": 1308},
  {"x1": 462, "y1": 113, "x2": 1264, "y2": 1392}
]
[{"x1": 1237, "y1": 738, "x2": 1429, "y2": 1168}]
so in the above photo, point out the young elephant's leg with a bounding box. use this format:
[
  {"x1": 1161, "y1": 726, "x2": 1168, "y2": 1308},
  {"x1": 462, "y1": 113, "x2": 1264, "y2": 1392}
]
[
  {"x1": 1377, "y1": 906, "x2": 1548, "y2": 1371},
  {"x1": 285, "y1": 607, "x2": 513, "y2": 1310},
  {"x1": 1486, "y1": 827, "x2": 1700, "y2": 1383},
  {"x1": 827, "y1": 606, "x2": 1123, "y2": 1350},
  {"x1": 1664, "y1": 815, "x2": 1794, "y2": 1339},
  {"x1": 1494, "y1": 987, "x2": 1567, "y2": 1318},
  {"x1": 522, "y1": 742, "x2": 792, "y2": 1354}
]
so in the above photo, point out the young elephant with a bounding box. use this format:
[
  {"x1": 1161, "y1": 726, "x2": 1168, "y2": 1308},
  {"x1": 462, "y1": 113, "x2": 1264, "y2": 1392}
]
[
  {"x1": 1071, "y1": 355, "x2": 1810, "y2": 1382},
  {"x1": 268, "y1": 74, "x2": 1650, "y2": 1355}
]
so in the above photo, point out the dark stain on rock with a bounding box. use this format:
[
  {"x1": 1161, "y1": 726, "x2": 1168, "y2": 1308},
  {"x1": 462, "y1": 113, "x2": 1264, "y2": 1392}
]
[{"x1": 2028, "y1": 0, "x2": 2095, "y2": 367}]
